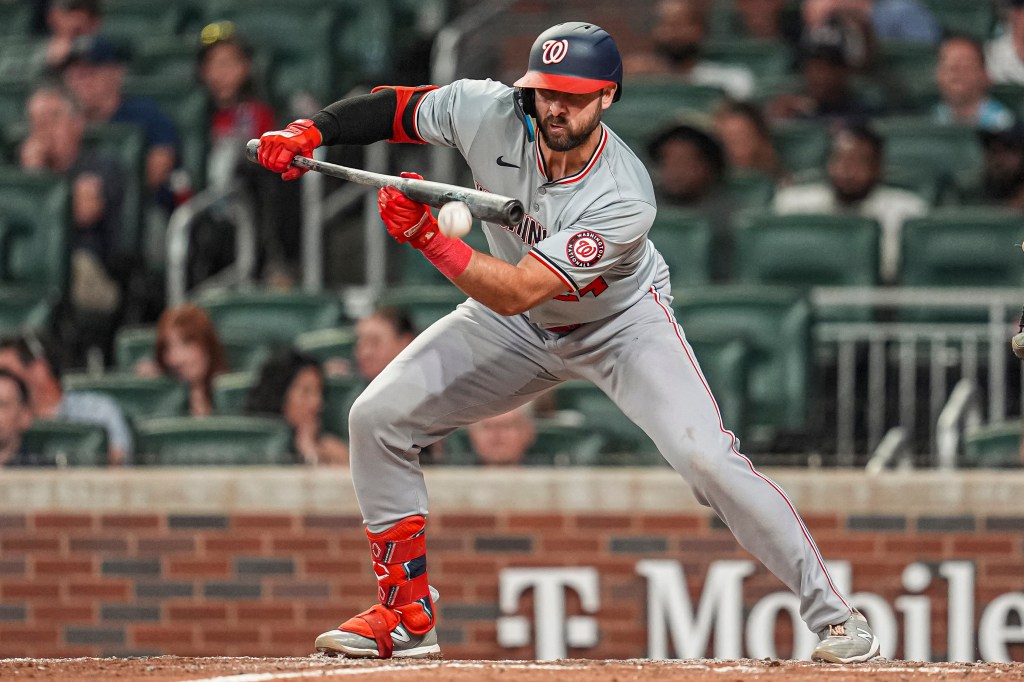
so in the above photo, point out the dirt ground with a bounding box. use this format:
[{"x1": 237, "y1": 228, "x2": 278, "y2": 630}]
[{"x1": 0, "y1": 657, "x2": 1022, "y2": 681}]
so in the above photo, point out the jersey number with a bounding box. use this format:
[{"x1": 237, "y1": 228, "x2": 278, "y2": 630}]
[{"x1": 554, "y1": 277, "x2": 608, "y2": 302}]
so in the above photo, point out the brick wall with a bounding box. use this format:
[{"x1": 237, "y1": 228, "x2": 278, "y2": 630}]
[{"x1": 1, "y1": 497, "x2": 1022, "y2": 660}]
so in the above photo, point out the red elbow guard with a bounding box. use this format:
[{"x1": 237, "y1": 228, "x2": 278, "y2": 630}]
[{"x1": 371, "y1": 85, "x2": 439, "y2": 144}]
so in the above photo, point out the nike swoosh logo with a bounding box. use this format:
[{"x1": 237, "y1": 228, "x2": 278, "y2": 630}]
[{"x1": 496, "y1": 156, "x2": 520, "y2": 168}]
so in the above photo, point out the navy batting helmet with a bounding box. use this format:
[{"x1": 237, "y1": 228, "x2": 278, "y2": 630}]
[{"x1": 513, "y1": 22, "x2": 623, "y2": 102}]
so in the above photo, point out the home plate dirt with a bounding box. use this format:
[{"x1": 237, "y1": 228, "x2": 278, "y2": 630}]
[{"x1": 1, "y1": 657, "x2": 1023, "y2": 681}]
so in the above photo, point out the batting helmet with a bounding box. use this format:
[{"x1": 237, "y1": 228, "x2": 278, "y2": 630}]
[{"x1": 513, "y1": 22, "x2": 623, "y2": 102}]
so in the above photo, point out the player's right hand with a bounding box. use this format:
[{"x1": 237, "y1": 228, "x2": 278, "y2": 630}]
[
  {"x1": 377, "y1": 172, "x2": 440, "y2": 250},
  {"x1": 258, "y1": 119, "x2": 322, "y2": 181}
]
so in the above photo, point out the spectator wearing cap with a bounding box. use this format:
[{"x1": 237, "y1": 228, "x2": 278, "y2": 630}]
[
  {"x1": 61, "y1": 35, "x2": 180, "y2": 210},
  {"x1": 773, "y1": 125, "x2": 928, "y2": 284},
  {"x1": 986, "y1": 0, "x2": 1024, "y2": 85},
  {"x1": 0, "y1": 369, "x2": 42, "y2": 468},
  {"x1": 19, "y1": 82, "x2": 125, "y2": 316},
  {"x1": 767, "y1": 19, "x2": 878, "y2": 126},
  {"x1": 979, "y1": 124, "x2": 1024, "y2": 210},
  {"x1": 0, "y1": 336, "x2": 133, "y2": 466},
  {"x1": 624, "y1": 0, "x2": 755, "y2": 99},
  {"x1": 647, "y1": 119, "x2": 734, "y2": 281},
  {"x1": 935, "y1": 35, "x2": 1016, "y2": 132},
  {"x1": 44, "y1": 0, "x2": 102, "y2": 71}
]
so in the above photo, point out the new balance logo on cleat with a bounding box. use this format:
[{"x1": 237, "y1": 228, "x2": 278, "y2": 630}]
[{"x1": 811, "y1": 611, "x2": 880, "y2": 664}]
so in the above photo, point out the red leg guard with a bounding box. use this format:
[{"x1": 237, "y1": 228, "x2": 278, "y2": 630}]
[{"x1": 366, "y1": 516, "x2": 435, "y2": 635}]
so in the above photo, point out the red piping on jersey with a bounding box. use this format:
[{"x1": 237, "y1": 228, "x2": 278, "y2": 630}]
[
  {"x1": 649, "y1": 287, "x2": 854, "y2": 617},
  {"x1": 527, "y1": 250, "x2": 575, "y2": 290},
  {"x1": 535, "y1": 126, "x2": 608, "y2": 185}
]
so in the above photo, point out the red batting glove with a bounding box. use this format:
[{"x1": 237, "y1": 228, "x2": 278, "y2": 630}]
[
  {"x1": 377, "y1": 172, "x2": 440, "y2": 250},
  {"x1": 257, "y1": 119, "x2": 322, "y2": 181}
]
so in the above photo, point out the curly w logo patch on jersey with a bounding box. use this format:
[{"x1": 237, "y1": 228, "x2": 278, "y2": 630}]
[
  {"x1": 542, "y1": 39, "x2": 569, "y2": 64},
  {"x1": 566, "y1": 231, "x2": 605, "y2": 267}
]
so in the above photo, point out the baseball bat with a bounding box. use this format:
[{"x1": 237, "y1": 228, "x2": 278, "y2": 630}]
[
  {"x1": 245, "y1": 139, "x2": 524, "y2": 228},
  {"x1": 1013, "y1": 333, "x2": 1024, "y2": 360}
]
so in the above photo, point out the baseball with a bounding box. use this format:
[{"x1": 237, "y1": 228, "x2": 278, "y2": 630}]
[{"x1": 438, "y1": 201, "x2": 473, "y2": 238}]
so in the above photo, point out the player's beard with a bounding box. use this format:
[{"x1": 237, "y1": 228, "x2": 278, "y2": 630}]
[{"x1": 539, "y1": 105, "x2": 602, "y2": 152}]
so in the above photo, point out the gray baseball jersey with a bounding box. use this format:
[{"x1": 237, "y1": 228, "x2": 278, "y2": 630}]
[
  {"x1": 346, "y1": 78, "x2": 855, "y2": 637},
  {"x1": 414, "y1": 79, "x2": 668, "y2": 327}
]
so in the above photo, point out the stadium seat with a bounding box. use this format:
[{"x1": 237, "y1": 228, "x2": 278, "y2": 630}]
[
  {"x1": 725, "y1": 172, "x2": 775, "y2": 211},
  {"x1": 442, "y1": 420, "x2": 609, "y2": 467},
  {"x1": 21, "y1": 420, "x2": 109, "y2": 467},
  {"x1": 377, "y1": 286, "x2": 468, "y2": 332},
  {"x1": 647, "y1": 209, "x2": 713, "y2": 287},
  {"x1": 212, "y1": 370, "x2": 255, "y2": 414},
  {"x1": 322, "y1": 375, "x2": 363, "y2": 439},
  {"x1": 132, "y1": 36, "x2": 201, "y2": 80},
  {"x1": 872, "y1": 118, "x2": 982, "y2": 194},
  {"x1": 878, "y1": 41, "x2": 937, "y2": 112},
  {"x1": 0, "y1": 3, "x2": 34, "y2": 38},
  {"x1": 0, "y1": 37, "x2": 46, "y2": 84},
  {"x1": 62, "y1": 374, "x2": 188, "y2": 421},
  {"x1": 772, "y1": 120, "x2": 830, "y2": 174},
  {"x1": 114, "y1": 325, "x2": 156, "y2": 371},
  {"x1": 991, "y1": 83, "x2": 1024, "y2": 119},
  {"x1": 552, "y1": 380, "x2": 659, "y2": 461},
  {"x1": 0, "y1": 168, "x2": 71, "y2": 296},
  {"x1": 295, "y1": 326, "x2": 357, "y2": 365},
  {"x1": 331, "y1": 0, "x2": 394, "y2": 93},
  {"x1": 922, "y1": 0, "x2": 995, "y2": 41},
  {"x1": 686, "y1": 334, "x2": 750, "y2": 439},
  {"x1": 703, "y1": 39, "x2": 793, "y2": 80},
  {"x1": 135, "y1": 415, "x2": 294, "y2": 465},
  {"x1": 672, "y1": 285, "x2": 811, "y2": 447},
  {"x1": 196, "y1": 289, "x2": 345, "y2": 346},
  {"x1": 101, "y1": 1, "x2": 186, "y2": 47},
  {"x1": 733, "y1": 212, "x2": 881, "y2": 287},
  {"x1": 81, "y1": 122, "x2": 147, "y2": 256},
  {"x1": 963, "y1": 421, "x2": 1022, "y2": 468},
  {"x1": 0, "y1": 286, "x2": 55, "y2": 335}
]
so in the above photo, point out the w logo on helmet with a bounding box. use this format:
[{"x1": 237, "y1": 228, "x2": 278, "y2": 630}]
[{"x1": 542, "y1": 39, "x2": 569, "y2": 64}]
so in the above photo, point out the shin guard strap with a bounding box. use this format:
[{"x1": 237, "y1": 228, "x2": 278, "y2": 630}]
[
  {"x1": 379, "y1": 572, "x2": 429, "y2": 608},
  {"x1": 358, "y1": 606, "x2": 395, "y2": 659},
  {"x1": 369, "y1": 532, "x2": 426, "y2": 565}
]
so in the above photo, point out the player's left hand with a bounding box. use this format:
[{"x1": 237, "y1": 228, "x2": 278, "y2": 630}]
[{"x1": 377, "y1": 172, "x2": 440, "y2": 250}]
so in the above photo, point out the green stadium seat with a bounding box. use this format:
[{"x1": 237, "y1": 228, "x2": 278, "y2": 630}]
[
  {"x1": 733, "y1": 212, "x2": 881, "y2": 287},
  {"x1": 442, "y1": 419, "x2": 609, "y2": 467},
  {"x1": 212, "y1": 370, "x2": 255, "y2": 414},
  {"x1": 602, "y1": 80, "x2": 728, "y2": 162},
  {"x1": 322, "y1": 375, "x2": 363, "y2": 439},
  {"x1": 673, "y1": 286, "x2": 811, "y2": 447},
  {"x1": 195, "y1": 289, "x2": 345, "y2": 346},
  {"x1": 552, "y1": 380, "x2": 659, "y2": 462},
  {"x1": 295, "y1": 326, "x2": 357, "y2": 365},
  {"x1": 0, "y1": 77, "x2": 31, "y2": 128},
  {"x1": 726, "y1": 172, "x2": 775, "y2": 211},
  {"x1": 686, "y1": 335, "x2": 750, "y2": 440},
  {"x1": 62, "y1": 374, "x2": 188, "y2": 421},
  {"x1": 703, "y1": 39, "x2": 793, "y2": 80},
  {"x1": 647, "y1": 209, "x2": 713, "y2": 287},
  {"x1": 991, "y1": 83, "x2": 1024, "y2": 119},
  {"x1": 772, "y1": 120, "x2": 830, "y2": 174},
  {"x1": 21, "y1": 420, "x2": 109, "y2": 467},
  {"x1": 132, "y1": 36, "x2": 201, "y2": 80},
  {"x1": 922, "y1": 0, "x2": 995, "y2": 41},
  {"x1": 101, "y1": 1, "x2": 186, "y2": 47},
  {"x1": 331, "y1": 0, "x2": 394, "y2": 92},
  {"x1": 81, "y1": 122, "x2": 146, "y2": 256},
  {"x1": 0, "y1": 286, "x2": 54, "y2": 335},
  {"x1": 878, "y1": 41, "x2": 938, "y2": 111},
  {"x1": 114, "y1": 325, "x2": 156, "y2": 371},
  {"x1": 0, "y1": 168, "x2": 71, "y2": 296},
  {"x1": 0, "y1": 3, "x2": 33, "y2": 38},
  {"x1": 135, "y1": 415, "x2": 294, "y2": 465},
  {"x1": 377, "y1": 285, "x2": 468, "y2": 332},
  {"x1": 963, "y1": 421, "x2": 1022, "y2": 468},
  {"x1": 872, "y1": 118, "x2": 983, "y2": 194}
]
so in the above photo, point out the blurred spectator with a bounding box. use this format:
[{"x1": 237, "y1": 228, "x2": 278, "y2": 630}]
[
  {"x1": 647, "y1": 119, "x2": 733, "y2": 280},
  {"x1": 0, "y1": 335, "x2": 133, "y2": 466},
  {"x1": 803, "y1": 0, "x2": 939, "y2": 46},
  {"x1": 141, "y1": 304, "x2": 228, "y2": 417},
  {"x1": 355, "y1": 307, "x2": 417, "y2": 383},
  {"x1": 732, "y1": 0, "x2": 803, "y2": 43},
  {"x1": 773, "y1": 124, "x2": 928, "y2": 283},
  {"x1": 624, "y1": 0, "x2": 755, "y2": 99},
  {"x1": 467, "y1": 404, "x2": 537, "y2": 467},
  {"x1": 980, "y1": 124, "x2": 1024, "y2": 209},
  {"x1": 197, "y1": 22, "x2": 302, "y2": 286},
  {"x1": 986, "y1": 0, "x2": 1024, "y2": 85},
  {"x1": 44, "y1": 0, "x2": 102, "y2": 71},
  {"x1": 935, "y1": 35, "x2": 1016, "y2": 132},
  {"x1": 713, "y1": 100, "x2": 785, "y2": 180},
  {"x1": 0, "y1": 369, "x2": 42, "y2": 468},
  {"x1": 19, "y1": 83, "x2": 124, "y2": 315},
  {"x1": 61, "y1": 36, "x2": 180, "y2": 208},
  {"x1": 767, "y1": 19, "x2": 876, "y2": 126},
  {"x1": 245, "y1": 349, "x2": 349, "y2": 466}
]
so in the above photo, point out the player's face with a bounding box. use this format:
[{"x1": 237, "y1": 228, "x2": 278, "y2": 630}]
[{"x1": 534, "y1": 88, "x2": 609, "y2": 152}]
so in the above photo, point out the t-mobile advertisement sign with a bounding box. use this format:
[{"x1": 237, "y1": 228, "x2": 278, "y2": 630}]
[{"x1": 497, "y1": 561, "x2": 1024, "y2": 662}]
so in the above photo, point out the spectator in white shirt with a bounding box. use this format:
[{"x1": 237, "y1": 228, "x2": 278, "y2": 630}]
[
  {"x1": 986, "y1": 0, "x2": 1024, "y2": 85},
  {"x1": 773, "y1": 125, "x2": 928, "y2": 283}
]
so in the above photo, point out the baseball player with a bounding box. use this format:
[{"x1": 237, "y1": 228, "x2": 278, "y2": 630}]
[{"x1": 257, "y1": 22, "x2": 879, "y2": 664}]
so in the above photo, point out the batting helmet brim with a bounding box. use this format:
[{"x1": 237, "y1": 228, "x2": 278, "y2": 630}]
[{"x1": 513, "y1": 71, "x2": 617, "y2": 95}]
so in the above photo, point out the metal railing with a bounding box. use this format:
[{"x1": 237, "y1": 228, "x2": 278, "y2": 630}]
[{"x1": 811, "y1": 287, "x2": 1022, "y2": 466}]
